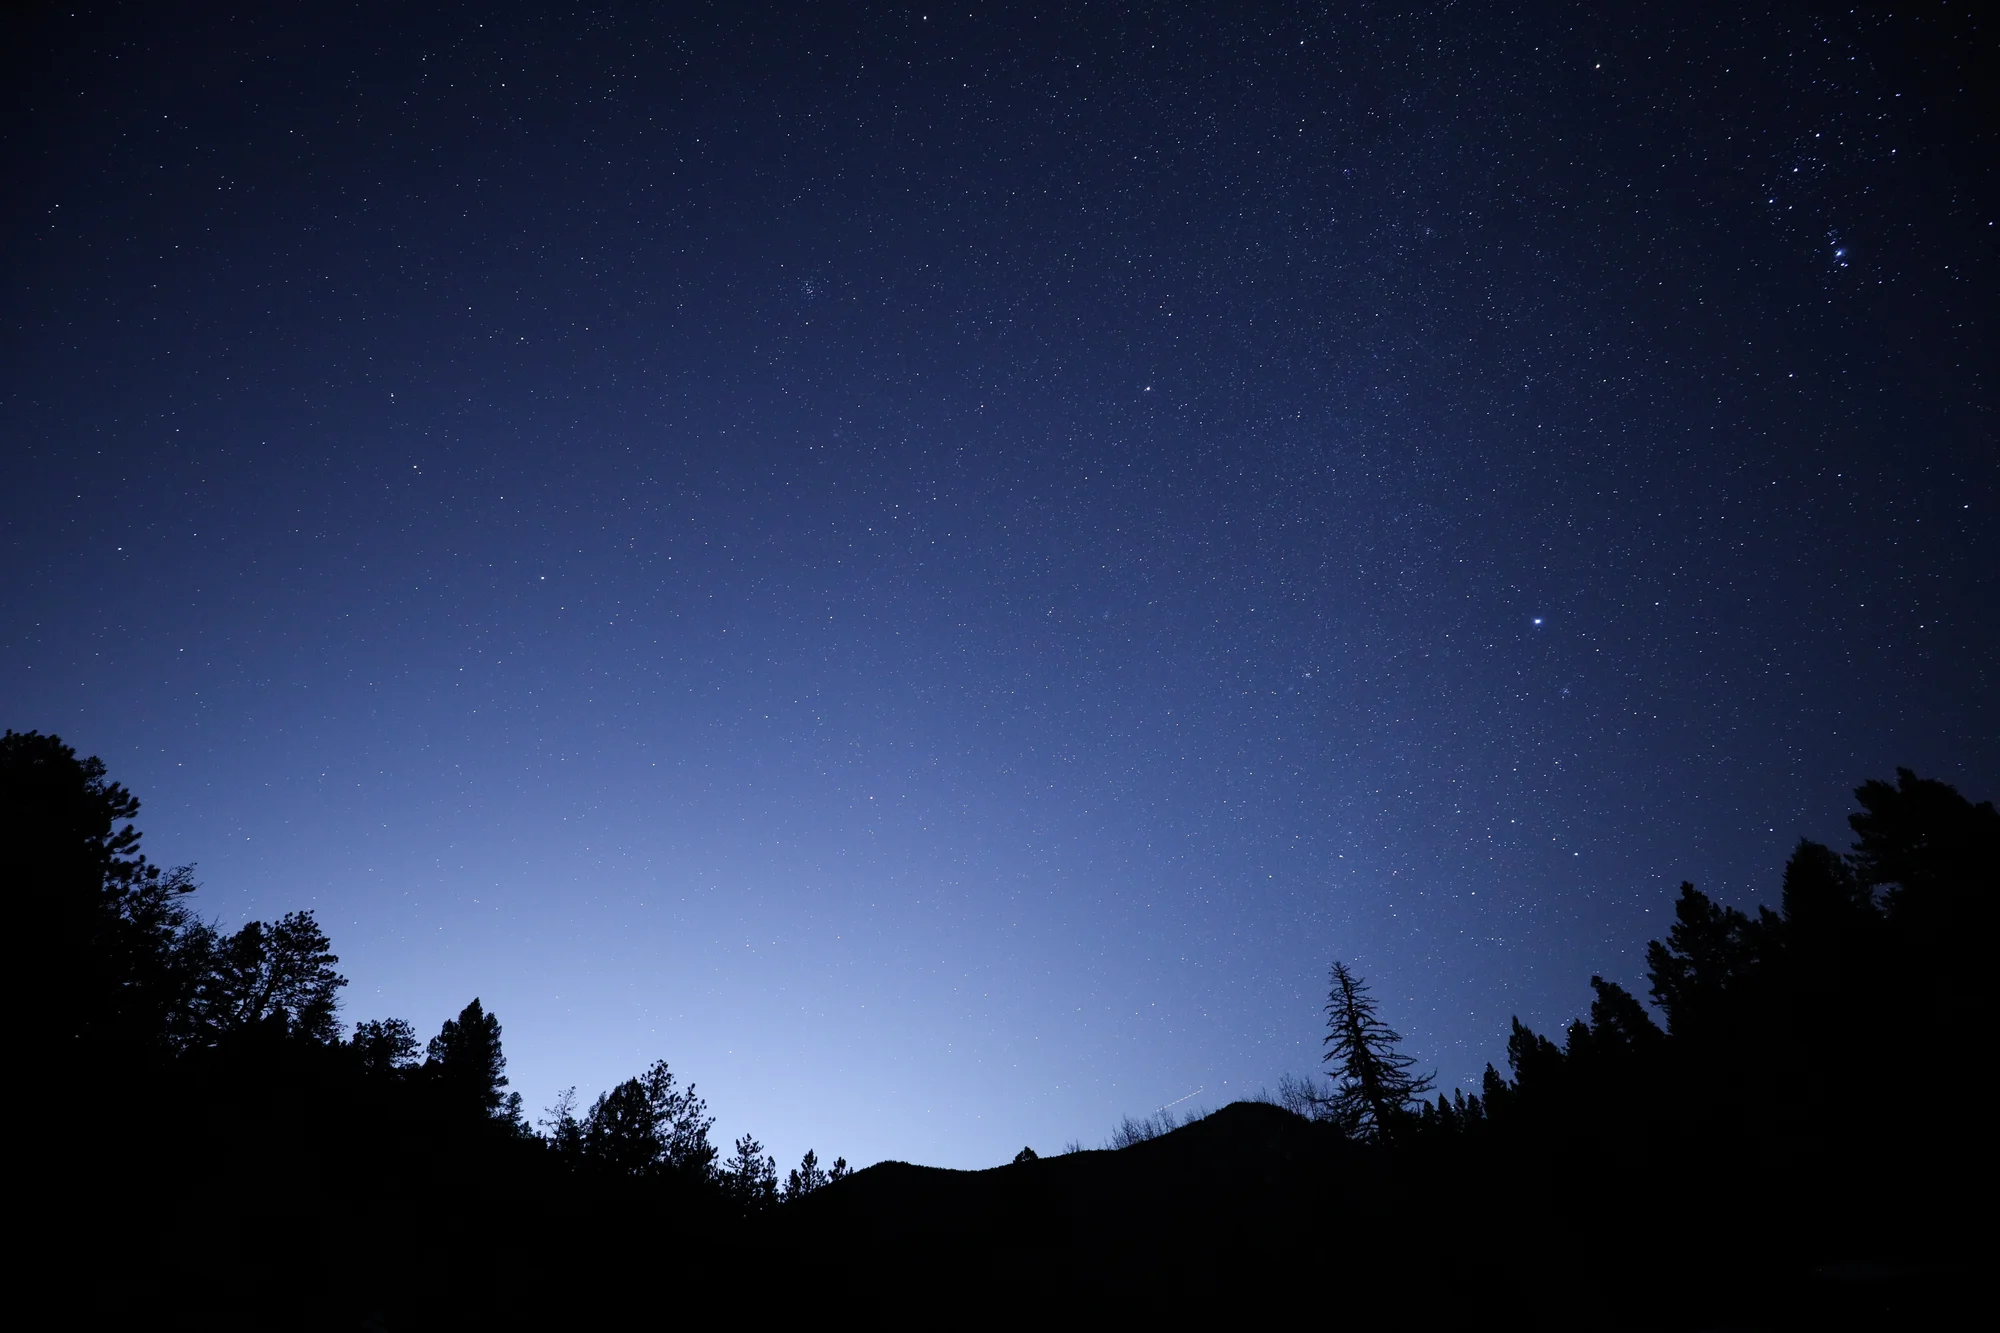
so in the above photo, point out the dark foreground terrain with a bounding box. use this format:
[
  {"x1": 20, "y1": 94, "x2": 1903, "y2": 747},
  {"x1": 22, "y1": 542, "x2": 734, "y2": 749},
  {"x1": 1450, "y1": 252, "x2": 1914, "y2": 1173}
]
[
  {"x1": 781, "y1": 1100, "x2": 1977, "y2": 1325},
  {"x1": 12, "y1": 729, "x2": 1989, "y2": 1328},
  {"x1": 39, "y1": 1084, "x2": 1975, "y2": 1328}
]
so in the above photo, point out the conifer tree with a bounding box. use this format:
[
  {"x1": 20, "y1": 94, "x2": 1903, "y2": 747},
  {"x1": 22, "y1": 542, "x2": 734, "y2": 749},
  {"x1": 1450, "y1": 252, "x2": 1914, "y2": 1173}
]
[
  {"x1": 1505, "y1": 1017, "x2": 1564, "y2": 1095},
  {"x1": 721, "y1": 1133, "x2": 779, "y2": 1212},
  {"x1": 426, "y1": 998, "x2": 510, "y2": 1119},
  {"x1": 1781, "y1": 839, "x2": 1874, "y2": 933},
  {"x1": 3, "y1": 729, "x2": 209, "y2": 1056},
  {"x1": 1643, "y1": 882, "x2": 1776, "y2": 1037},
  {"x1": 783, "y1": 1148, "x2": 832, "y2": 1201},
  {"x1": 1321, "y1": 961, "x2": 1433, "y2": 1142},
  {"x1": 1586, "y1": 976, "x2": 1662, "y2": 1054},
  {"x1": 206, "y1": 911, "x2": 346, "y2": 1043}
]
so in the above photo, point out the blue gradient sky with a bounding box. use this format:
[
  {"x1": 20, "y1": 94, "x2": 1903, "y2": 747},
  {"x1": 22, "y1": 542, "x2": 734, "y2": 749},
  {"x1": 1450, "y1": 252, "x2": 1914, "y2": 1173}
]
[{"x1": 4, "y1": 2, "x2": 1993, "y2": 1169}]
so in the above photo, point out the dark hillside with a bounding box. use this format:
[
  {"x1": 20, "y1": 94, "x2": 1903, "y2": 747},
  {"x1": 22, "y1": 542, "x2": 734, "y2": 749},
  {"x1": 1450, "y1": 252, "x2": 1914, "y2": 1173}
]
[
  {"x1": 776, "y1": 1102, "x2": 1471, "y2": 1312},
  {"x1": 790, "y1": 1101, "x2": 1357, "y2": 1249},
  {"x1": 776, "y1": 1092, "x2": 1974, "y2": 1323}
]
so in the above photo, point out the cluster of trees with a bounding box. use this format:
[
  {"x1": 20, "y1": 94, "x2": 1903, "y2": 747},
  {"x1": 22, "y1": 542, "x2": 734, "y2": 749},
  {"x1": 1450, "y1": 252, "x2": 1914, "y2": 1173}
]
[
  {"x1": 534, "y1": 1057, "x2": 848, "y2": 1206},
  {"x1": 12, "y1": 725, "x2": 347, "y2": 1062},
  {"x1": 1303, "y1": 767, "x2": 1995, "y2": 1163},
  {"x1": 1276, "y1": 766, "x2": 1994, "y2": 1312},
  {"x1": 5, "y1": 728, "x2": 842, "y2": 1221}
]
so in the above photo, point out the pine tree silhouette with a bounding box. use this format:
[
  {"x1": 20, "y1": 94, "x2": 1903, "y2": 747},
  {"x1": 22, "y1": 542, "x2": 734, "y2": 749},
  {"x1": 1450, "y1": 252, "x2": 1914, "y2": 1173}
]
[
  {"x1": 783, "y1": 1148, "x2": 832, "y2": 1201},
  {"x1": 721, "y1": 1133, "x2": 779, "y2": 1213},
  {"x1": 1321, "y1": 961, "x2": 1434, "y2": 1142},
  {"x1": 426, "y1": 998, "x2": 511, "y2": 1119}
]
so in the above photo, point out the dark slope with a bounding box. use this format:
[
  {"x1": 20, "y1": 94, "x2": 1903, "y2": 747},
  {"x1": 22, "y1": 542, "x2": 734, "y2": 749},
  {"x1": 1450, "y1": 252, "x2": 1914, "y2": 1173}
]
[
  {"x1": 771, "y1": 1099, "x2": 1976, "y2": 1326},
  {"x1": 769, "y1": 1103, "x2": 1462, "y2": 1312},
  {"x1": 793, "y1": 1101, "x2": 1356, "y2": 1251}
]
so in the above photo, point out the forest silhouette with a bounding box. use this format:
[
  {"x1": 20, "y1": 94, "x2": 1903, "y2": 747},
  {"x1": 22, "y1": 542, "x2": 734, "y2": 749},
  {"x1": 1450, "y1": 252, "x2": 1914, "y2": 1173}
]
[{"x1": 7, "y1": 727, "x2": 1987, "y2": 1326}]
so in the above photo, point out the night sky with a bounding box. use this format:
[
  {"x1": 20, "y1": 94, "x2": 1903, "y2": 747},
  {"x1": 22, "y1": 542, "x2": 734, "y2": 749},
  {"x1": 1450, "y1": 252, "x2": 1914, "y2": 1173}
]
[{"x1": 5, "y1": 2, "x2": 1993, "y2": 1170}]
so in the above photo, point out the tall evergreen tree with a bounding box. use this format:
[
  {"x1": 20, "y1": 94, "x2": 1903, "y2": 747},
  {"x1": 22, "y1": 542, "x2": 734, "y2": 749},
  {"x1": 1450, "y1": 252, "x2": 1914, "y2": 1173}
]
[
  {"x1": 1642, "y1": 883, "x2": 1774, "y2": 1037},
  {"x1": 783, "y1": 1148, "x2": 832, "y2": 1201},
  {"x1": 1848, "y1": 768, "x2": 2000, "y2": 923},
  {"x1": 1505, "y1": 1017, "x2": 1564, "y2": 1095},
  {"x1": 1846, "y1": 769, "x2": 2000, "y2": 1050},
  {"x1": 426, "y1": 998, "x2": 511, "y2": 1119},
  {"x1": 1321, "y1": 961, "x2": 1433, "y2": 1142},
  {"x1": 3, "y1": 730, "x2": 208, "y2": 1056},
  {"x1": 720, "y1": 1133, "x2": 778, "y2": 1213},
  {"x1": 1583, "y1": 976, "x2": 1663, "y2": 1059}
]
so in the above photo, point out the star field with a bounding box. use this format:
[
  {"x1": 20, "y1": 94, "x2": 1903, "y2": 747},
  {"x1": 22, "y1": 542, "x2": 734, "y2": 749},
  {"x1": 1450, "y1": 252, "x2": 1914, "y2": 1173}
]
[{"x1": 3, "y1": 2, "x2": 1993, "y2": 1168}]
